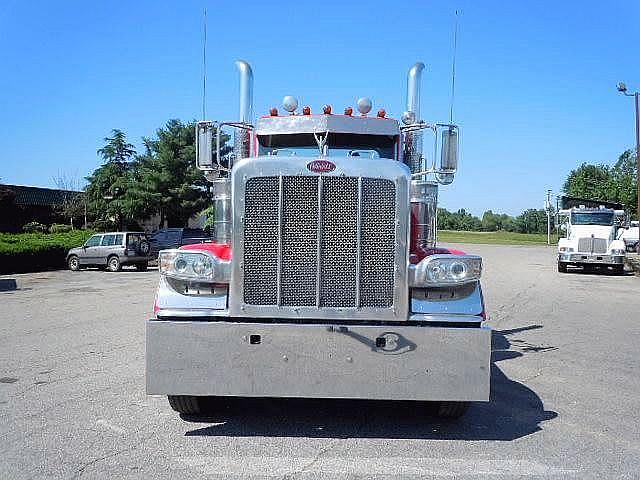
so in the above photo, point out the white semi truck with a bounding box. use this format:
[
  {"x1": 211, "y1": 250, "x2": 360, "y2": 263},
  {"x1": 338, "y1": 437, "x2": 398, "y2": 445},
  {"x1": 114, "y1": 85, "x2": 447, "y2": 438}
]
[
  {"x1": 146, "y1": 61, "x2": 490, "y2": 419},
  {"x1": 557, "y1": 205, "x2": 626, "y2": 273}
]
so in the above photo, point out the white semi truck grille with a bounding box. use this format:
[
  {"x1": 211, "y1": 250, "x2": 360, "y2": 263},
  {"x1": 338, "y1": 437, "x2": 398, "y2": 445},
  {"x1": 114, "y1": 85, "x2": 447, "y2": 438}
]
[
  {"x1": 242, "y1": 176, "x2": 396, "y2": 309},
  {"x1": 577, "y1": 237, "x2": 608, "y2": 254}
]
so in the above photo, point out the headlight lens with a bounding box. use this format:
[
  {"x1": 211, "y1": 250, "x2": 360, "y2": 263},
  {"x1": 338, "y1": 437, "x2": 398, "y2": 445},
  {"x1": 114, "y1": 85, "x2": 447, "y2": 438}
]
[
  {"x1": 159, "y1": 250, "x2": 229, "y2": 282},
  {"x1": 411, "y1": 254, "x2": 482, "y2": 286},
  {"x1": 611, "y1": 248, "x2": 625, "y2": 255}
]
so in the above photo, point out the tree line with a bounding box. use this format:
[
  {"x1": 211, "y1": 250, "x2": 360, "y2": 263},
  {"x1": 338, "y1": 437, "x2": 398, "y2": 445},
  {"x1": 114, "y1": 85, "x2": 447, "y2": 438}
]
[{"x1": 438, "y1": 208, "x2": 552, "y2": 234}]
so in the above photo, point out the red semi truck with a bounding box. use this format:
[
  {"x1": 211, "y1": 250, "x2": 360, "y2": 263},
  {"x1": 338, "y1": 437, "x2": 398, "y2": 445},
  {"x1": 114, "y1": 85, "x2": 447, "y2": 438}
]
[{"x1": 146, "y1": 60, "x2": 490, "y2": 419}]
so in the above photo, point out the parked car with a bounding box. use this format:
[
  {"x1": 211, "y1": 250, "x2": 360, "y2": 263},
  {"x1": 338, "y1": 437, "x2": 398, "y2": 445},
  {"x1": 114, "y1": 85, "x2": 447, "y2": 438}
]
[
  {"x1": 148, "y1": 228, "x2": 211, "y2": 258},
  {"x1": 618, "y1": 224, "x2": 639, "y2": 253},
  {"x1": 67, "y1": 232, "x2": 150, "y2": 272}
]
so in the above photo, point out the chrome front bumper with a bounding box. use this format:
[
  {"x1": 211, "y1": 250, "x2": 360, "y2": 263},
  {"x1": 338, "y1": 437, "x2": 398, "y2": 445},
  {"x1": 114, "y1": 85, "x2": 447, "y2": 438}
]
[
  {"x1": 146, "y1": 319, "x2": 491, "y2": 402},
  {"x1": 559, "y1": 253, "x2": 625, "y2": 265}
]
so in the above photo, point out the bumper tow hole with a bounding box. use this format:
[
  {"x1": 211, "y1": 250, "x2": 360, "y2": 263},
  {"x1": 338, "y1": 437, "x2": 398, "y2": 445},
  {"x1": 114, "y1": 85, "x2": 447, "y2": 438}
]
[{"x1": 249, "y1": 334, "x2": 261, "y2": 345}]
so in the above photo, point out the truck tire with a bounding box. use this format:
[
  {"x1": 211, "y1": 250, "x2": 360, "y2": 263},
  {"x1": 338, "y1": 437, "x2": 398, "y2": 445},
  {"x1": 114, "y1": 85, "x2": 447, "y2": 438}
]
[
  {"x1": 168, "y1": 395, "x2": 205, "y2": 415},
  {"x1": 106, "y1": 255, "x2": 121, "y2": 272},
  {"x1": 436, "y1": 401, "x2": 469, "y2": 419},
  {"x1": 557, "y1": 262, "x2": 568, "y2": 273},
  {"x1": 614, "y1": 264, "x2": 625, "y2": 275},
  {"x1": 135, "y1": 262, "x2": 148, "y2": 271}
]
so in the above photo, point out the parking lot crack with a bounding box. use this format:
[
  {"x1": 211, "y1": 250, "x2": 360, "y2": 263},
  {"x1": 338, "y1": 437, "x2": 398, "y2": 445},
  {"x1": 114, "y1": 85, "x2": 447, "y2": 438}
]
[{"x1": 73, "y1": 447, "x2": 131, "y2": 479}]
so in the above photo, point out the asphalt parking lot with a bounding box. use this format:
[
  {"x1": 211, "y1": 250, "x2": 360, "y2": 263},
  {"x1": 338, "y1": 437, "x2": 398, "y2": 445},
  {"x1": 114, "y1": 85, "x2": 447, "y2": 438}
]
[{"x1": 1, "y1": 244, "x2": 639, "y2": 479}]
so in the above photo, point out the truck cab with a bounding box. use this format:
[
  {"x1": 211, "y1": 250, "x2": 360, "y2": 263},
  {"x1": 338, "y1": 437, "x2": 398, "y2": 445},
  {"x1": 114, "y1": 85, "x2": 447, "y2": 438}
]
[{"x1": 557, "y1": 206, "x2": 626, "y2": 273}]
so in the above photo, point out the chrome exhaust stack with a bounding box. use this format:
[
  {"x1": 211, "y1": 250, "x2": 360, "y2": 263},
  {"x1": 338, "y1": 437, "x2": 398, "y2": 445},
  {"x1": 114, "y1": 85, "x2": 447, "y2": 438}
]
[
  {"x1": 404, "y1": 62, "x2": 438, "y2": 247},
  {"x1": 234, "y1": 60, "x2": 253, "y2": 160},
  {"x1": 406, "y1": 62, "x2": 425, "y2": 122},
  {"x1": 236, "y1": 60, "x2": 253, "y2": 124},
  {"x1": 403, "y1": 62, "x2": 425, "y2": 174}
]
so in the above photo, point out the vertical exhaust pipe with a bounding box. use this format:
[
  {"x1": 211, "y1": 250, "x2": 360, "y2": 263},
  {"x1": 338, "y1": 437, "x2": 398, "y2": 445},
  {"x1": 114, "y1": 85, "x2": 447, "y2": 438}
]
[
  {"x1": 404, "y1": 62, "x2": 425, "y2": 174},
  {"x1": 234, "y1": 60, "x2": 253, "y2": 161},
  {"x1": 406, "y1": 62, "x2": 425, "y2": 122},
  {"x1": 404, "y1": 62, "x2": 438, "y2": 248},
  {"x1": 235, "y1": 60, "x2": 253, "y2": 124}
]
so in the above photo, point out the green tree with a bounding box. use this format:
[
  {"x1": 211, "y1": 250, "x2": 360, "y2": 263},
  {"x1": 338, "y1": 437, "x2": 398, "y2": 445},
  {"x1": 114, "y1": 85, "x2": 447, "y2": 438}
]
[
  {"x1": 438, "y1": 208, "x2": 482, "y2": 231},
  {"x1": 97, "y1": 129, "x2": 137, "y2": 165},
  {"x1": 130, "y1": 119, "x2": 211, "y2": 227},
  {"x1": 481, "y1": 210, "x2": 500, "y2": 231},
  {"x1": 514, "y1": 209, "x2": 550, "y2": 234},
  {"x1": 85, "y1": 129, "x2": 137, "y2": 229},
  {"x1": 610, "y1": 149, "x2": 637, "y2": 216},
  {"x1": 563, "y1": 163, "x2": 615, "y2": 202}
]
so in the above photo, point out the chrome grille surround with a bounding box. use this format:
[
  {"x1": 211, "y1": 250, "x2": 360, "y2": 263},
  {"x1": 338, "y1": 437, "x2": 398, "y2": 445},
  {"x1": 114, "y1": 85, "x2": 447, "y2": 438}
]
[
  {"x1": 230, "y1": 156, "x2": 410, "y2": 321},
  {"x1": 577, "y1": 237, "x2": 608, "y2": 254}
]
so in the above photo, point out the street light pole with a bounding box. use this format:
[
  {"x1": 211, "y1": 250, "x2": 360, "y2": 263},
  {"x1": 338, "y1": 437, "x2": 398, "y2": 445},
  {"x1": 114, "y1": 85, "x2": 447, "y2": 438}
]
[
  {"x1": 635, "y1": 91, "x2": 639, "y2": 222},
  {"x1": 617, "y1": 82, "x2": 640, "y2": 222},
  {"x1": 545, "y1": 189, "x2": 552, "y2": 245}
]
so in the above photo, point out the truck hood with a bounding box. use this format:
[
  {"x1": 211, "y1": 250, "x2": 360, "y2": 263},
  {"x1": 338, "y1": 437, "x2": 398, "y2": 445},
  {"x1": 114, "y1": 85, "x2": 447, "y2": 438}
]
[{"x1": 569, "y1": 225, "x2": 614, "y2": 240}]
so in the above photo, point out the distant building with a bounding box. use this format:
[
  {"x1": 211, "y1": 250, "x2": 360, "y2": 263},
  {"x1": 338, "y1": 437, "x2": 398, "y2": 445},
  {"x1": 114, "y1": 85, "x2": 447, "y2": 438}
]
[{"x1": 0, "y1": 184, "x2": 81, "y2": 232}]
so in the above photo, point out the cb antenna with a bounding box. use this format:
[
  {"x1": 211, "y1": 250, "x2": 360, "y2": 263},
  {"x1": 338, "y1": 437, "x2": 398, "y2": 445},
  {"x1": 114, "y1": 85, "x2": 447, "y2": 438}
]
[
  {"x1": 449, "y1": 9, "x2": 460, "y2": 123},
  {"x1": 202, "y1": 8, "x2": 207, "y2": 120}
]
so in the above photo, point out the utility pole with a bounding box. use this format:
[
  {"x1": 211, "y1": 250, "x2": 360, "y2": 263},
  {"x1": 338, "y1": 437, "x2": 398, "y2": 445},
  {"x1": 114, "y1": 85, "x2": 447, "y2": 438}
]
[
  {"x1": 545, "y1": 189, "x2": 552, "y2": 245},
  {"x1": 617, "y1": 83, "x2": 640, "y2": 223}
]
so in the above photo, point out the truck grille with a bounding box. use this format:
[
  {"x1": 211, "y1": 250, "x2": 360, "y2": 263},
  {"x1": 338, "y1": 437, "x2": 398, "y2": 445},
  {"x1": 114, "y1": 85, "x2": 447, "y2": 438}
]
[
  {"x1": 242, "y1": 176, "x2": 396, "y2": 309},
  {"x1": 577, "y1": 237, "x2": 608, "y2": 254}
]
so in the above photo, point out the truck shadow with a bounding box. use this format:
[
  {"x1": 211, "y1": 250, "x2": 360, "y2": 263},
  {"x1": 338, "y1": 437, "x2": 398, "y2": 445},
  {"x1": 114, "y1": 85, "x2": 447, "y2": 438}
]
[{"x1": 183, "y1": 325, "x2": 557, "y2": 441}]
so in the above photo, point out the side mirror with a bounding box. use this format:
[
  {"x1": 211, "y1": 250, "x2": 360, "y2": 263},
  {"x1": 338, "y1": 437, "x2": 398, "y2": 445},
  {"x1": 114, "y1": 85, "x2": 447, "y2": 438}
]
[
  {"x1": 195, "y1": 121, "x2": 214, "y2": 171},
  {"x1": 440, "y1": 126, "x2": 458, "y2": 173}
]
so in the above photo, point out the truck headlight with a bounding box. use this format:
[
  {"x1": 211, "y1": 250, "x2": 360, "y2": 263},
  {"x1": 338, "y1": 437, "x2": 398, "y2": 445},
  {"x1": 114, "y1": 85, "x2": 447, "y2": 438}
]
[
  {"x1": 159, "y1": 249, "x2": 230, "y2": 282},
  {"x1": 410, "y1": 254, "x2": 482, "y2": 286},
  {"x1": 611, "y1": 248, "x2": 625, "y2": 255},
  {"x1": 559, "y1": 247, "x2": 574, "y2": 252}
]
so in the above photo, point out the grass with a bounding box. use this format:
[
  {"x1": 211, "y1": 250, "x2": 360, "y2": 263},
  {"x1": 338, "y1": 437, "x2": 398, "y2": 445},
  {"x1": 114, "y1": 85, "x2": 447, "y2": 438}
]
[{"x1": 438, "y1": 230, "x2": 558, "y2": 246}]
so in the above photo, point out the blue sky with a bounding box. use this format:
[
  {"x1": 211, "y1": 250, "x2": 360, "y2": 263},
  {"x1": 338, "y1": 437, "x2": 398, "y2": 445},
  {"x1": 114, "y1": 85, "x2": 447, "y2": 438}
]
[{"x1": 1, "y1": 0, "x2": 638, "y2": 216}]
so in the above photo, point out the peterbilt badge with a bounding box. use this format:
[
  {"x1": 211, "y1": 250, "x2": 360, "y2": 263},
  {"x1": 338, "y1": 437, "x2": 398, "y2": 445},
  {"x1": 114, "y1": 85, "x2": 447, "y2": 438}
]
[{"x1": 307, "y1": 160, "x2": 336, "y2": 173}]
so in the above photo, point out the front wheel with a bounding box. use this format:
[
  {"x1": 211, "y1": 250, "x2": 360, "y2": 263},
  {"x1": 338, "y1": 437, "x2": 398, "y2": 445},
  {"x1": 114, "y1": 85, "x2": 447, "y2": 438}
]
[
  {"x1": 436, "y1": 401, "x2": 469, "y2": 419},
  {"x1": 613, "y1": 264, "x2": 625, "y2": 275},
  {"x1": 68, "y1": 255, "x2": 80, "y2": 271},
  {"x1": 106, "y1": 255, "x2": 121, "y2": 272},
  {"x1": 135, "y1": 262, "x2": 148, "y2": 271},
  {"x1": 168, "y1": 395, "x2": 206, "y2": 415},
  {"x1": 557, "y1": 262, "x2": 568, "y2": 273}
]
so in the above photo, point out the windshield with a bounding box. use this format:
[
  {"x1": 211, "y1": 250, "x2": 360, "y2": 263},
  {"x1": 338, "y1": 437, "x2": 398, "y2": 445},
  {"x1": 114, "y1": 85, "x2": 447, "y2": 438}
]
[
  {"x1": 258, "y1": 133, "x2": 397, "y2": 159},
  {"x1": 571, "y1": 212, "x2": 614, "y2": 226}
]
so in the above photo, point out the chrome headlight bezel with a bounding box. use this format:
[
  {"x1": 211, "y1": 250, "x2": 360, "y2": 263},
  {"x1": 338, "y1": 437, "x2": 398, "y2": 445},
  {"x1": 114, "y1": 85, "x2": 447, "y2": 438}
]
[
  {"x1": 610, "y1": 248, "x2": 626, "y2": 255},
  {"x1": 159, "y1": 249, "x2": 230, "y2": 283},
  {"x1": 410, "y1": 254, "x2": 482, "y2": 287}
]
